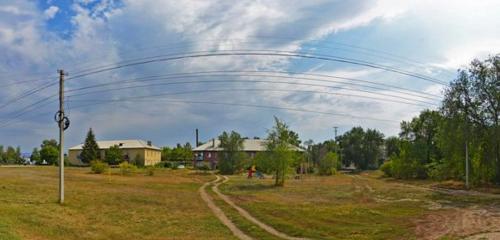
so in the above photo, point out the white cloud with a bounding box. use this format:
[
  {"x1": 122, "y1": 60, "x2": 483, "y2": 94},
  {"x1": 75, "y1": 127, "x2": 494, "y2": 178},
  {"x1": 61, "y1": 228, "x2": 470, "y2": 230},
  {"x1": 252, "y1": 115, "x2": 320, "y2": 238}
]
[
  {"x1": 43, "y1": 5, "x2": 59, "y2": 20},
  {"x1": 0, "y1": 0, "x2": 499, "y2": 149}
]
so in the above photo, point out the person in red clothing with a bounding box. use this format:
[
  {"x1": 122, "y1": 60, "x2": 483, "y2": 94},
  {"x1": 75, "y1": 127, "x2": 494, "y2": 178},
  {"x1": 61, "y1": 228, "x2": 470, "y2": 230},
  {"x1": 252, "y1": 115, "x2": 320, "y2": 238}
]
[{"x1": 247, "y1": 166, "x2": 253, "y2": 178}]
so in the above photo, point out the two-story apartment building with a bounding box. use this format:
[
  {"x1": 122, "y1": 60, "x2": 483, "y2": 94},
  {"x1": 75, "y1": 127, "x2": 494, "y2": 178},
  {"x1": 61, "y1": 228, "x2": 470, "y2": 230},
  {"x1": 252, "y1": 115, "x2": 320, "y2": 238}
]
[
  {"x1": 68, "y1": 139, "x2": 161, "y2": 166},
  {"x1": 193, "y1": 138, "x2": 303, "y2": 169}
]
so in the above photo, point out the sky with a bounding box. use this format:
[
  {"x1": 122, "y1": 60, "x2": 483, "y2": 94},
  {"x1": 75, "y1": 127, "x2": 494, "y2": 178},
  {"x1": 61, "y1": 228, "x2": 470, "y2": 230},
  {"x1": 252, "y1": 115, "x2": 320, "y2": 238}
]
[{"x1": 0, "y1": 0, "x2": 499, "y2": 152}]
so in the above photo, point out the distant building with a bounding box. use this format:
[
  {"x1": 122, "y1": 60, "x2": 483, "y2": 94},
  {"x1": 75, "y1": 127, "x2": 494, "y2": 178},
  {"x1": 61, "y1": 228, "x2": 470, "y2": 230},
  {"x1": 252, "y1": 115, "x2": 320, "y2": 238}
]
[
  {"x1": 68, "y1": 139, "x2": 161, "y2": 166},
  {"x1": 193, "y1": 138, "x2": 304, "y2": 169}
]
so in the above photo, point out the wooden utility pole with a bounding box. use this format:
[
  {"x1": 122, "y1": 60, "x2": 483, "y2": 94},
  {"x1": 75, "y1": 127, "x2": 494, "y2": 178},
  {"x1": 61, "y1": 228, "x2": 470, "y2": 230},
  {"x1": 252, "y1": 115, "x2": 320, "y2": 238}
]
[{"x1": 58, "y1": 69, "x2": 65, "y2": 204}]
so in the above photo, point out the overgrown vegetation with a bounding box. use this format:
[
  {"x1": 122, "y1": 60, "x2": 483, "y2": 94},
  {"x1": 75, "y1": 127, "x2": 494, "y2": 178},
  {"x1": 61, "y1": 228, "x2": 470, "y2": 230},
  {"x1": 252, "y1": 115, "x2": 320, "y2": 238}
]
[
  {"x1": 90, "y1": 160, "x2": 108, "y2": 174},
  {"x1": 381, "y1": 55, "x2": 500, "y2": 186},
  {"x1": 318, "y1": 152, "x2": 338, "y2": 175},
  {"x1": 119, "y1": 162, "x2": 137, "y2": 175}
]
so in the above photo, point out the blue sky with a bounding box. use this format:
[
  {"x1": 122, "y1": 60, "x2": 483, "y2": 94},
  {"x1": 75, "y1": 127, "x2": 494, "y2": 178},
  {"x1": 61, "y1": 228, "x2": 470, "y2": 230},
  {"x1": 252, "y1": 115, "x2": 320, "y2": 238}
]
[{"x1": 0, "y1": 0, "x2": 499, "y2": 151}]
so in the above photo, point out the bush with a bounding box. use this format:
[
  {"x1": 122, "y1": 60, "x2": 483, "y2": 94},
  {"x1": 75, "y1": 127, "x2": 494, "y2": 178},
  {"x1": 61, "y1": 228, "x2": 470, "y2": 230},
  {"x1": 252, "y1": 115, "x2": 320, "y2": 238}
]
[
  {"x1": 119, "y1": 162, "x2": 137, "y2": 175},
  {"x1": 171, "y1": 163, "x2": 178, "y2": 170},
  {"x1": 196, "y1": 164, "x2": 211, "y2": 171},
  {"x1": 380, "y1": 160, "x2": 393, "y2": 177},
  {"x1": 318, "y1": 152, "x2": 338, "y2": 176},
  {"x1": 90, "y1": 160, "x2": 108, "y2": 174},
  {"x1": 145, "y1": 166, "x2": 155, "y2": 176},
  {"x1": 155, "y1": 161, "x2": 172, "y2": 168}
]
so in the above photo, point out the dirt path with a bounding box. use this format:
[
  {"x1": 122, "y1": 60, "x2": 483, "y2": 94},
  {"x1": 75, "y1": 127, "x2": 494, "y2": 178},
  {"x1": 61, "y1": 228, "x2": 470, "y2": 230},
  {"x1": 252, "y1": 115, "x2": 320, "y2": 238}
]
[
  {"x1": 213, "y1": 175, "x2": 311, "y2": 240},
  {"x1": 199, "y1": 175, "x2": 254, "y2": 240},
  {"x1": 348, "y1": 174, "x2": 500, "y2": 239},
  {"x1": 414, "y1": 206, "x2": 500, "y2": 240}
]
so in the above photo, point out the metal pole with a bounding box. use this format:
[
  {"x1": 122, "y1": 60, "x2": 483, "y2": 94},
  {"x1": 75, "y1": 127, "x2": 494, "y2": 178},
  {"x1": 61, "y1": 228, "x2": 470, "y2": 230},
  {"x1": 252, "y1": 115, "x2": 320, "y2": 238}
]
[{"x1": 58, "y1": 69, "x2": 65, "y2": 204}]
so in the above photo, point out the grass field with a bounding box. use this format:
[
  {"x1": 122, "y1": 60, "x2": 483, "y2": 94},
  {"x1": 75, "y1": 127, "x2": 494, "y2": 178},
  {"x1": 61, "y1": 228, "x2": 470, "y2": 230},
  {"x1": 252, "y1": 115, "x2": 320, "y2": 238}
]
[
  {"x1": 219, "y1": 172, "x2": 500, "y2": 240},
  {"x1": 0, "y1": 166, "x2": 235, "y2": 240},
  {"x1": 1, "y1": 167, "x2": 500, "y2": 240}
]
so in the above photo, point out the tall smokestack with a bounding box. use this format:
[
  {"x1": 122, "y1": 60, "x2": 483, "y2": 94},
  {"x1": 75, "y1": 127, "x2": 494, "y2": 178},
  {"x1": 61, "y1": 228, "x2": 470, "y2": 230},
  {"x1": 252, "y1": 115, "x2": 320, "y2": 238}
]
[{"x1": 196, "y1": 128, "x2": 199, "y2": 147}]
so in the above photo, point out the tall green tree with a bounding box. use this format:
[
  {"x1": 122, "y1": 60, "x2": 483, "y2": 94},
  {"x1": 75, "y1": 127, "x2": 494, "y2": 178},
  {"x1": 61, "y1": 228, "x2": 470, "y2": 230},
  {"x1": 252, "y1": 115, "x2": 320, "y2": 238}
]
[
  {"x1": 218, "y1": 131, "x2": 245, "y2": 174},
  {"x1": 385, "y1": 136, "x2": 401, "y2": 158},
  {"x1": 4, "y1": 146, "x2": 18, "y2": 164},
  {"x1": 441, "y1": 55, "x2": 499, "y2": 183},
  {"x1": 264, "y1": 117, "x2": 300, "y2": 186},
  {"x1": 339, "y1": 127, "x2": 384, "y2": 170},
  {"x1": 104, "y1": 145, "x2": 123, "y2": 165},
  {"x1": 40, "y1": 139, "x2": 59, "y2": 165},
  {"x1": 81, "y1": 128, "x2": 100, "y2": 163},
  {"x1": 30, "y1": 148, "x2": 41, "y2": 163}
]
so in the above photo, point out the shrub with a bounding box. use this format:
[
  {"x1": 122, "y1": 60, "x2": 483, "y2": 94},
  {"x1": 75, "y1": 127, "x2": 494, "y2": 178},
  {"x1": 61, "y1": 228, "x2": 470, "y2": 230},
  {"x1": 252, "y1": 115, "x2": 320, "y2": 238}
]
[
  {"x1": 380, "y1": 160, "x2": 393, "y2": 177},
  {"x1": 318, "y1": 152, "x2": 338, "y2": 176},
  {"x1": 196, "y1": 164, "x2": 211, "y2": 171},
  {"x1": 155, "y1": 161, "x2": 172, "y2": 168},
  {"x1": 171, "y1": 163, "x2": 178, "y2": 170},
  {"x1": 119, "y1": 162, "x2": 137, "y2": 175},
  {"x1": 90, "y1": 160, "x2": 108, "y2": 174},
  {"x1": 145, "y1": 166, "x2": 155, "y2": 176}
]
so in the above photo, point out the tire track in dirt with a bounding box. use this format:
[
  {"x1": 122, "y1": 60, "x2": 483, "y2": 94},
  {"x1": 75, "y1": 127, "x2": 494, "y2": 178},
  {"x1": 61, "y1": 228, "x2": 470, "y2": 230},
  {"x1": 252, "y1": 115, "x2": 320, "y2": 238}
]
[
  {"x1": 213, "y1": 175, "x2": 311, "y2": 240},
  {"x1": 199, "y1": 175, "x2": 254, "y2": 240}
]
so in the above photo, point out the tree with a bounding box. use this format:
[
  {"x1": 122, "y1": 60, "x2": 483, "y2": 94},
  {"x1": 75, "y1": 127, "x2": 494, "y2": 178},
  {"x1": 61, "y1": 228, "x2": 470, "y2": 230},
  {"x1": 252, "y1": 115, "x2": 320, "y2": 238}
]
[
  {"x1": 40, "y1": 140, "x2": 59, "y2": 165},
  {"x1": 440, "y1": 55, "x2": 500, "y2": 184},
  {"x1": 264, "y1": 117, "x2": 300, "y2": 186},
  {"x1": 182, "y1": 142, "x2": 193, "y2": 162},
  {"x1": 30, "y1": 148, "x2": 41, "y2": 163},
  {"x1": 385, "y1": 136, "x2": 401, "y2": 158},
  {"x1": 81, "y1": 128, "x2": 100, "y2": 163},
  {"x1": 104, "y1": 145, "x2": 123, "y2": 165},
  {"x1": 218, "y1": 131, "x2": 245, "y2": 174},
  {"x1": 0, "y1": 145, "x2": 4, "y2": 164},
  {"x1": 161, "y1": 146, "x2": 172, "y2": 161},
  {"x1": 162, "y1": 143, "x2": 193, "y2": 163},
  {"x1": 4, "y1": 146, "x2": 18, "y2": 164},
  {"x1": 318, "y1": 152, "x2": 338, "y2": 175},
  {"x1": 339, "y1": 127, "x2": 384, "y2": 170},
  {"x1": 15, "y1": 146, "x2": 22, "y2": 164}
]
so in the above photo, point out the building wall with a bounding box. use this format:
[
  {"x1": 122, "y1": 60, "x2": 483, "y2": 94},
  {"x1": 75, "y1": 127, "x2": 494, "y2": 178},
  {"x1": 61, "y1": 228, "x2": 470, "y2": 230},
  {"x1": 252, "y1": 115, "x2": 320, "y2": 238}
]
[
  {"x1": 193, "y1": 151, "x2": 260, "y2": 169},
  {"x1": 68, "y1": 148, "x2": 161, "y2": 166}
]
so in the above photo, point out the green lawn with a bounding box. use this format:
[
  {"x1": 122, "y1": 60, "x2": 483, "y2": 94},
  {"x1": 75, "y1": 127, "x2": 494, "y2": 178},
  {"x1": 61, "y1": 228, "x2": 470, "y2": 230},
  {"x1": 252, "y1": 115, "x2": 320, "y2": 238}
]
[{"x1": 0, "y1": 166, "x2": 235, "y2": 240}]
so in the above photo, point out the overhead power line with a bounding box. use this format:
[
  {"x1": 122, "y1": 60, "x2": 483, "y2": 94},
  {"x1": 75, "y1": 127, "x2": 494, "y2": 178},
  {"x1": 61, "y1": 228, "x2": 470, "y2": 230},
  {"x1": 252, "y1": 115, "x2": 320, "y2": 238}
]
[
  {"x1": 67, "y1": 87, "x2": 436, "y2": 108},
  {"x1": 65, "y1": 78, "x2": 439, "y2": 106},
  {"x1": 67, "y1": 50, "x2": 448, "y2": 85},
  {"x1": 65, "y1": 71, "x2": 441, "y2": 100},
  {"x1": 68, "y1": 97, "x2": 400, "y2": 123}
]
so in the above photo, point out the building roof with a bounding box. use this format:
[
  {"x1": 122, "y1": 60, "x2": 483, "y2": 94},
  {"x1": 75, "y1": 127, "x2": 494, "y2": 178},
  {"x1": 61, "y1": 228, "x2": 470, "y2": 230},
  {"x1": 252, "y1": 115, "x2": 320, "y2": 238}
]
[
  {"x1": 69, "y1": 139, "x2": 160, "y2": 151},
  {"x1": 193, "y1": 139, "x2": 304, "y2": 152}
]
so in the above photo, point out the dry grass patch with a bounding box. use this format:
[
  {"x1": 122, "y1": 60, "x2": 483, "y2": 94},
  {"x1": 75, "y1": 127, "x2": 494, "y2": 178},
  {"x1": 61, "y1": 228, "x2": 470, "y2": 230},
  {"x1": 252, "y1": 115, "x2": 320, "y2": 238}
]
[{"x1": 0, "y1": 166, "x2": 235, "y2": 240}]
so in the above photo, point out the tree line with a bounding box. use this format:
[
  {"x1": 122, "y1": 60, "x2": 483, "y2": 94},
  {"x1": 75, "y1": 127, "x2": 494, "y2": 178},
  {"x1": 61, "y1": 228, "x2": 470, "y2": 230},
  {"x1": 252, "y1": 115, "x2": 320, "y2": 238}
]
[
  {"x1": 380, "y1": 55, "x2": 499, "y2": 185},
  {"x1": 0, "y1": 145, "x2": 23, "y2": 164}
]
